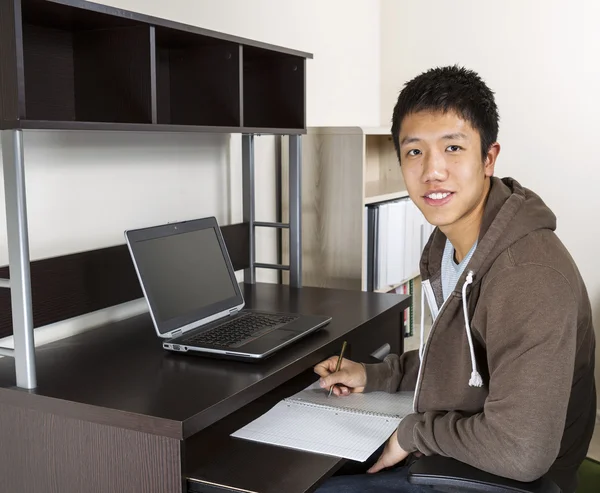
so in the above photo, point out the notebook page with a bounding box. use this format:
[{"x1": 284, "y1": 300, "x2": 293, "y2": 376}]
[
  {"x1": 231, "y1": 399, "x2": 400, "y2": 462},
  {"x1": 291, "y1": 381, "x2": 415, "y2": 418}
]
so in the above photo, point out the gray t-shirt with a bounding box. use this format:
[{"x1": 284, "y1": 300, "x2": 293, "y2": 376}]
[{"x1": 441, "y1": 238, "x2": 477, "y2": 302}]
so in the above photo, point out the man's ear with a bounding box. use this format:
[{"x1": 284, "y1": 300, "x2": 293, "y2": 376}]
[{"x1": 484, "y1": 142, "x2": 501, "y2": 177}]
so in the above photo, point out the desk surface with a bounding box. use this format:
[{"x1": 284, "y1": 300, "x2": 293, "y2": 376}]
[{"x1": 0, "y1": 283, "x2": 409, "y2": 440}]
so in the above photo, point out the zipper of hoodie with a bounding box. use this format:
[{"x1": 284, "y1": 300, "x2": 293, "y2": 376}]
[{"x1": 412, "y1": 286, "x2": 455, "y2": 413}]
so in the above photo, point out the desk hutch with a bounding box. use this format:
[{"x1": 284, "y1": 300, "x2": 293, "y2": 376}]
[{"x1": 0, "y1": 1, "x2": 411, "y2": 492}]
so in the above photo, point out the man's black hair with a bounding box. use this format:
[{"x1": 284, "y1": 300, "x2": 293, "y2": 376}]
[{"x1": 391, "y1": 65, "x2": 499, "y2": 163}]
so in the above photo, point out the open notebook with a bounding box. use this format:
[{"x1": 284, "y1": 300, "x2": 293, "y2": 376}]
[{"x1": 231, "y1": 381, "x2": 415, "y2": 461}]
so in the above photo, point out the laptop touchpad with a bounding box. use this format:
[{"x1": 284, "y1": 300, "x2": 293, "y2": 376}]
[{"x1": 269, "y1": 329, "x2": 298, "y2": 341}]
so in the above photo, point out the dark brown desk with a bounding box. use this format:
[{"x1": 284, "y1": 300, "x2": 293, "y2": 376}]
[{"x1": 0, "y1": 283, "x2": 409, "y2": 493}]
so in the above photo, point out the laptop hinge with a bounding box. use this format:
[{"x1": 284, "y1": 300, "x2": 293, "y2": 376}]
[
  {"x1": 172, "y1": 329, "x2": 183, "y2": 339},
  {"x1": 229, "y1": 308, "x2": 239, "y2": 316}
]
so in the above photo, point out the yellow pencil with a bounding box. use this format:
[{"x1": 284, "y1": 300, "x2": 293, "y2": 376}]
[{"x1": 328, "y1": 340, "x2": 348, "y2": 398}]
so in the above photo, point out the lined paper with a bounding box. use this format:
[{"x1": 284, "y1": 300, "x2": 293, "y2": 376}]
[
  {"x1": 231, "y1": 382, "x2": 415, "y2": 461},
  {"x1": 231, "y1": 399, "x2": 401, "y2": 461}
]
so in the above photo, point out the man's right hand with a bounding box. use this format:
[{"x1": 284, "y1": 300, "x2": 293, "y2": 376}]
[{"x1": 313, "y1": 356, "x2": 367, "y2": 396}]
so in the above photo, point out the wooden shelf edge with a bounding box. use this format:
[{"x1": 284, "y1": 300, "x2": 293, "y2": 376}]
[
  {"x1": 12, "y1": 120, "x2": 306, "y2": 135},
  {"x1": 364, "y1": 189, "x2": 409, "y2": 205}
]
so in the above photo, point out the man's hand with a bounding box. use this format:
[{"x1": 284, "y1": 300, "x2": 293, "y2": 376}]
[
  {"x1": 313, "y1": 356, "x2": 367, "y2": 396},
  {"x1": 367, "y1": 430, "x2": 410, "y2": 473}
]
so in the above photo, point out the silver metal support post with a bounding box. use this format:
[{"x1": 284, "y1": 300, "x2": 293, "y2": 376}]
[
  {"x1": 242, "y1": 134, "x2": 255, "y2": 284},
  {"x1": 275, "y1": 135, "x2": 283, "y2": 285},
  {"x1": 2, "y1": 130, "x2": 37, "y2": 389},
  {"x1": 289, "y1": 135, "x2": 302, "y2": 288}
]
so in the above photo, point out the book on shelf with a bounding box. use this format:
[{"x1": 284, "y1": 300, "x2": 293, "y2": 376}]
[
  {"x1": 385, "y1": 280, "x2": 414, "y2": 337},
  {"x1": 366, "y1": 197, "x2": 434, "y2": 291},
  {"x1": 365, "y1": 197, "x2": 434, "y2": 337}
]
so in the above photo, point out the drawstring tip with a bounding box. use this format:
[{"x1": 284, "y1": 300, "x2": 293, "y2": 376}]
[{"x1": 469, "y1": 371, "x2": 483, "y2": 387}]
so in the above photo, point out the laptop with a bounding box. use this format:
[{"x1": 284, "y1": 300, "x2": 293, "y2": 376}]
[{"x1": 125, "y1": 216, "x2": 331, "y2": 361}]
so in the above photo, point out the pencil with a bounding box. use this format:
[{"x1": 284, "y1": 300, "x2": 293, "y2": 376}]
[{"x1": 328, "y1": 340, "x2": 348, "y2": 398}]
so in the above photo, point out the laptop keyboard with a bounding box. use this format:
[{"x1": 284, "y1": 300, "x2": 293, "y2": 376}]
[{"x1": 183, "y1": 313, "x2": 298, "y2": 349}]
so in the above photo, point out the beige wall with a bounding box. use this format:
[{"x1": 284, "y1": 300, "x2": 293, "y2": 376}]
[
  {"x1": 381, "y1": 0, "x2": 600, "y2": 396},
  {"x1": 0, "y1": 0, "x2": 381, "y2": 347}
]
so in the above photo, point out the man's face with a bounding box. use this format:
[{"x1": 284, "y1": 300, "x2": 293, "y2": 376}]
[{"x1": 398, "y1": 110, "x2": 498, "y2": 232}]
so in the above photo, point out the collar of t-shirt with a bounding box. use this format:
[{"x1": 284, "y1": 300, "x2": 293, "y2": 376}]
[{"x1": 441, "y1": 238, "x2": 478, "y2": 302}]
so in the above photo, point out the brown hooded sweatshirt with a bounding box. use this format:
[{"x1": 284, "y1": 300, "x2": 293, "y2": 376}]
[{"x1": 364, "y1": 177, "x2": 596, "y2": 493}]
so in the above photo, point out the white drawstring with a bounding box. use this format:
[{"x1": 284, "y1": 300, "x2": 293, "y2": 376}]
[
  {"x1": 419, "y1": 282, "x2": 425, "y2": 361},
  {"x1": 462, "y1": 270, "x2": 483, "y2": 387}
]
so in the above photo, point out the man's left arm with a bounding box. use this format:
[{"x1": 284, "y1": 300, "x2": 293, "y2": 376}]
[{"x1": 395, "y1": 264, "x2": 578, "y2": 482}]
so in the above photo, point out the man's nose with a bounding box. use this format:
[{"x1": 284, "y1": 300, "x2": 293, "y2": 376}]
[{"x1": 422, "y1": 150, "x2": 448, "y2": 182}]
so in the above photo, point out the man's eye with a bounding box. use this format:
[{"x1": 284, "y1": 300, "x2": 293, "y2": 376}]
[
  {"x1": 407, "y1": 149, "x2": 421, "y2": 157},
  {"x1": 447, "y1": 145, "x2": 461, "y2": 152}
]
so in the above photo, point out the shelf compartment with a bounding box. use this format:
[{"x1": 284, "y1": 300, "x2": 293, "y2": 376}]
[
  {"x1": 364, "y1": 134, "x2": 406, "y2": 204},
  {"x1": 21, "y1": 0, "x2": 152, "y2": 124},
  {"x1": 243, "y1": 46, "x2": 305, "y2": 129},
  {"x1": 155, "y1": 26, "x2": 240, "y2": 127}
]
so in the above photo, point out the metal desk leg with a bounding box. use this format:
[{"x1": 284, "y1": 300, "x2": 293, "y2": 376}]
[
  {"x1": 288, "y1": 135, "x2": 302, "y2": 288},
  {"x1": 1, "y1": 129, "x2": 36, "y2": 389},
  {"x1": 242, "y1": 134, "x2": 256, "y2": 284}
]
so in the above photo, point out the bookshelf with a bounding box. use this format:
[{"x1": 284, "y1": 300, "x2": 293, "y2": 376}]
[
  {"x1": 279, "y1": 125, "x2": 428, "y2": 336},
  {"x1": 280, "y1": 126, "x2": 417, "y2": 289}
]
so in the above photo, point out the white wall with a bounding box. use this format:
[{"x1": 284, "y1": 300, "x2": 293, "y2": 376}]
[
  {"x1": 0, "y1": 0, "x2": 381, "y2": 348},
  {"x1": 380, "y1": 0, "x2": 600, "y2": 387}
]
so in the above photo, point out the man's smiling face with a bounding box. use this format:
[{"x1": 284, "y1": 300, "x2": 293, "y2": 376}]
[{"x1": 398, "y1": 110, "x2": 498, "y2": 236}]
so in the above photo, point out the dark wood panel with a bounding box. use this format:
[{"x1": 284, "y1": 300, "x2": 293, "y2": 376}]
[
  {"x1": 0, "y1": 222, "x2": 249, "y2": 338},
  {"x1": 0, "y1": 0, "x2": 24, "y2": 126},
  {"x1": 22, "y1": 22, "x2": 76, "y2": 121},
  {"x1": 345, "y1": 306, "x2": 402, "y2": 362},
  {"x1": 22, "y1": 0, "x2": 144, "y2": 31},
  {"x1": 0, "y1": 283, "x2": 409, "y2": 440},
  {"x1": 0, "y1": 385, "x2": 183, "y2": 439},
  {"x1": 74, "y1": 25, "x2": 152, "y2": 123},
  {"x1": 157, "y1": 28, "x2": 240, "y2": 127},
  {"x1": 243, "y1": 46, "x2": 305, "y2": 129},
  {"x1": 156, "y1": 41, "x2": 171, "y2": 125},
  {"x1": 221, "y1": 221, "x2": 250, "y2": 274},
  {"x1": 186, "y1": 369, "x2": 343, "y2": 493},
  {"x1": 0, "y1": 401, "x2": 182, "y2": 493}
]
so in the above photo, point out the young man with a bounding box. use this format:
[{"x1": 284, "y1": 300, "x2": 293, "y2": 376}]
[{"x1": 314, "y1": 65, "x2": 596, "y2": 493}]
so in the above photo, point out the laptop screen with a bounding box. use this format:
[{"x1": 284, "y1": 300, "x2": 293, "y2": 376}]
[{"x1": 126, "y1": 218, "x2": 244, "y2": 336}]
